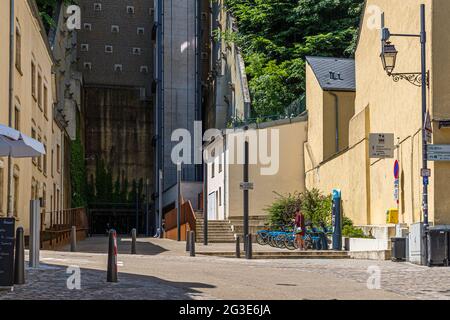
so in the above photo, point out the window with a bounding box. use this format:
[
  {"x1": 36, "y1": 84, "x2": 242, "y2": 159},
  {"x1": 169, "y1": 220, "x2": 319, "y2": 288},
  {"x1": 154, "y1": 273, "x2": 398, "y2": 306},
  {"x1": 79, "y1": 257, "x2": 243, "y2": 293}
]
[
  {"x1": 51, "y1": 149, "x2": 54, "y2": 177},
  {"x1": 114, "y1": 64, "x2": 123, "y2": 72},
  {"x1": 127, "y1": 6, "x2": 135, "y2": 14},
  {"x1": 111, "y1": 25, "x2": 120, "y2": 33},
  {"x1": 84, "y1": 62, "x2": 92, "y2": 70},
  {"x1": 219, "y1": 187, "x2": 222, "y2": 206},
  {"x1": 14, "y1": 107, "x2": 20, "y2": 130},
  {"x1": 211, "y1": 149, "x2": 216, "y2": 178},
  {"x1": 94, "y1": 3, "x2": 102, "y2": 11},
  {"x1": 37, "y1": 135, "x2": 42, "y2": 171},
  {"x1": 43, "y1": 85, "x2": 48, "y2": 119},
  {"x1": 219, "y1": 155, "x2": 223, "y2": 173},
  {"x1": 13, "y1": 167, "x2": 19, "y2": 218},
  {"x1": 140, "y1": 66, "x2": 149, "y2": 74},
  {"x1": 132, "y1": 47, "x2": 142, "y2": 55},
  {"x1": 57, "y1": 144, "x2": 61, "y2": 173},
  {"x1": 80, "y1": 44, "x2": 89, "y2": 52},
  {"x1": 31, "y1": 128, "x2": 37, "y2": 165},
  {"x1": 42, "y1": 184, "x2": 47, "y2": 208},
  {"x1": 15, "y1": 27, "x2": 22, "y2": 73},
  {"x1": 31, "y1": 62, "x2": 36, "y2": 100},
  {"x1": 31, "y1": 178, "x2": 37, "y2": 200},
  {"x1": 37, "y1": 73, "x2": 42, "y2": 109},
  {"x1": 43, "y1": 143, "x2": 47, "y2": 175},
  {"x1": 105, "y1": 45, "x2": 113, "y2": 53},
  {"x1": 83, "y1": 23, "x2": 92, "y2": 31},
  {"x1": 137, "y1": 27, "x2": 145, "y2": 35}
]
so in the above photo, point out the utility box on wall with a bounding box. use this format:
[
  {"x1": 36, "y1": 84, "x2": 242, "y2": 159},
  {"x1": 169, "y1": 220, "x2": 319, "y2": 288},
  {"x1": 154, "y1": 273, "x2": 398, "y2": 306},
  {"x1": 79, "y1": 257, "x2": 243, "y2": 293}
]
[{"x1": 409, "y1": 223, "x2": 426, "y2": 265}]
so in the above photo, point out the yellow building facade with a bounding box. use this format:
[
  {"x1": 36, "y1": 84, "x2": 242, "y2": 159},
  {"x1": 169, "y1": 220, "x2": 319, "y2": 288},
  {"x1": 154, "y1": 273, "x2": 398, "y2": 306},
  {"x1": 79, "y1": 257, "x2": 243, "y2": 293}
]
[
  {"x1": 305, "y1": 0, "x2": 450, "y2": 227},
  {"x1": 0, "y1": 0, "x2": 66, "y2": 234}
]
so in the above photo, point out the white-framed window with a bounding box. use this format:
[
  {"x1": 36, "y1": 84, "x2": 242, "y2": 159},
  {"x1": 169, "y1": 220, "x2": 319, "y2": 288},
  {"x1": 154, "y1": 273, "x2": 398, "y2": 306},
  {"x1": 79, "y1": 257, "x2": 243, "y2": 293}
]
[
  {"x1": 83, "y1": 23, "x2": 92, "y2": 31},
  {"x1": 94, "y1": 3, "x2": 102, "y2": 11},
  {"x1": 114, "y1": 64, "x2": 123, "y2": 72},
  {"x1": 137, "y1": 27, "x2": 145, "y2": 35},
  {"x1": 83, "y1": 62, "x2": 92, "y2": 70},
  {"x1": 105, "y1": 45, "x2": 113, "y2": 53},
  {"x1": 140, "y1": 66, "x2": 149, "y2": 74},
  {"x1": 132, "y1": 47, "x2": 142, "y2": 55},
  {"x1": 80, "y1": 44, "x2": 89, "y2": 52},
  {"x1": 111, "y1": 25, "x2": 120, "y2": 33},
  {"x1": 127, "y1": 6, "x2": 135, "y2": 14}
]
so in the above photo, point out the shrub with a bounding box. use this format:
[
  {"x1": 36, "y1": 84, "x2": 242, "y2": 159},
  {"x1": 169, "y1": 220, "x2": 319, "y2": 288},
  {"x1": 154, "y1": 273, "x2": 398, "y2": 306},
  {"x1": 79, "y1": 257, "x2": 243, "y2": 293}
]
[
  {"x1": 265, "y1": 192, "x2": 302, "y2": 228},
  {"x1": 342, "y1": 216, "x2": 371, "y2": 238},
  {"x1": 300, "y1": 189, "x2": 332, "y2": 226}
]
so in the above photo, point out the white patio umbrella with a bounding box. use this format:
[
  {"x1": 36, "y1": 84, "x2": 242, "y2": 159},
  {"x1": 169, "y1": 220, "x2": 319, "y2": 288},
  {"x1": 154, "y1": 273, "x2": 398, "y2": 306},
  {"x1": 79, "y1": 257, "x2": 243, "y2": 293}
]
[{"x1": 0, "y1": 124, "x2": 45, "y2": 158}]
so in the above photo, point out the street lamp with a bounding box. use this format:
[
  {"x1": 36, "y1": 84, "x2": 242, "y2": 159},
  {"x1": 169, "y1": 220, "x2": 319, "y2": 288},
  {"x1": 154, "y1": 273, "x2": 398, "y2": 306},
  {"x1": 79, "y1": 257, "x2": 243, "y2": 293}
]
[
  {"x1": 380, "y1": 42, "x2": 398, "y2": 75},
  {"x1": 380, "y1": 5, "x2": 430, "y2": 264}
]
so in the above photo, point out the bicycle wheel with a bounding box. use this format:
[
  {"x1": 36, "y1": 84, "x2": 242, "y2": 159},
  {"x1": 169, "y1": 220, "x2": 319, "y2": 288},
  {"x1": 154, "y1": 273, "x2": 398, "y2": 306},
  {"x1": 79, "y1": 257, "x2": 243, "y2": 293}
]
[
  {"x1": 284, "y1": 235, "x2": 297, "y2": 250},
  {"x1": 304, "y1": 235, "x2": 314, "y2": 250},
  {"x1": 276, "y1": 234, "x2": 287, "y2": 249},
  {"x1": 256, "y1": 232, "x2": 268, "y2": 245}
]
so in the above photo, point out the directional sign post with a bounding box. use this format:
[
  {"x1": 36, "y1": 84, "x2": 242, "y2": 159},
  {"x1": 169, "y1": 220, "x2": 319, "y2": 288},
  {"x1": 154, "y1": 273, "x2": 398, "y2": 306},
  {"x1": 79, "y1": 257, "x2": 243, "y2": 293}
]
[
  {"x1": 370, "y1": 133, "x2": 395, "y2": 159},
  {"x1": 427, "y1": 145, "x2": 450, "y2": 162}
]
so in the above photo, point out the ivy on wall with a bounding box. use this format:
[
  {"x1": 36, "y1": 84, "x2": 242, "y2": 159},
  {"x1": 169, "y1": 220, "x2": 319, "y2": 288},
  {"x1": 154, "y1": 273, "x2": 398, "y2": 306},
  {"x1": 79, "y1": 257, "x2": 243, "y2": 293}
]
[{"x1": 70, "y1": 131, "x2": 87, "y2": 208}]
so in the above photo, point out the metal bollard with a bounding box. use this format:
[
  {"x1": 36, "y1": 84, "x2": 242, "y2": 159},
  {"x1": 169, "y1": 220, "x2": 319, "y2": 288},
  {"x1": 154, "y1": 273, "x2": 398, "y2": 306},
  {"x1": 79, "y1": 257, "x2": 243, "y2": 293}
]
[
  {"x1": 131, "y1": 228, "x2": 137, "y2": 254},
  {"x1": 107, "y1": 229, "x2": 118, "y2": 283},
  {"x1": 70, "y1": 226, "x2": 77, "y2": 252},
  {"x1": 245, "y1": 234, "x2": 253, "y2": 260},
  {"x1": 236, "y1": 236, "x2": 241, "y2": 258},
  {"x1": 189, "y1": 231, "x2": 196, "y2": 257},
  {"x1": 186, "y1": 230, "x2": 190, "y2": 252},
  {"x1": 14, "y1": 227, "x2": 25, "y2": 285}
]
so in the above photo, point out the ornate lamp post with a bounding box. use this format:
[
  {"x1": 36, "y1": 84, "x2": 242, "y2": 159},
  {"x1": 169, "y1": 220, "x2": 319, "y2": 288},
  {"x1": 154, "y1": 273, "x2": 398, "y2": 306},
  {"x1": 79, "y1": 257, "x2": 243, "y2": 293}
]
[{"x1": 380, "y1": 5, "x2": 429, "y2": 263}]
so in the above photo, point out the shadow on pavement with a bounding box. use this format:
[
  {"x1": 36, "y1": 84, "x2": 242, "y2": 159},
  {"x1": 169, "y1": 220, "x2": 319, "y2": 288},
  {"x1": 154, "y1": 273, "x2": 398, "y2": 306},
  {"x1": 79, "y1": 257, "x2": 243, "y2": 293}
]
[
  {"x1": 57, "y1": 236, "x2": 169, "y2": 256},
  {"x1": 0, "y1": 263, "x2": 215, "y2": 300}
]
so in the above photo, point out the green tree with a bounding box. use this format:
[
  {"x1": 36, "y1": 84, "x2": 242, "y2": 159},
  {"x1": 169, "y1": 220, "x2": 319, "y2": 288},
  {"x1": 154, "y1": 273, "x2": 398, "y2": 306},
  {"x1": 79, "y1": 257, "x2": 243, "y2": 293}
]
[
  {"x1": 300, "y1": 189, "x2": 332, "y2": 226},
  {"x1": 223, "y1": 0, "x2": 364, "y2": 118}
]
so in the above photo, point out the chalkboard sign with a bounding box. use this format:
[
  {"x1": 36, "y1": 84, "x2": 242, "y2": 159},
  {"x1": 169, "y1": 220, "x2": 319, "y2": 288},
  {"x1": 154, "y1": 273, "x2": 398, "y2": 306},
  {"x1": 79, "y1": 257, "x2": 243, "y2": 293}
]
[{"x1": 0, "y1": 218, "x2": 15, "y2": 287}]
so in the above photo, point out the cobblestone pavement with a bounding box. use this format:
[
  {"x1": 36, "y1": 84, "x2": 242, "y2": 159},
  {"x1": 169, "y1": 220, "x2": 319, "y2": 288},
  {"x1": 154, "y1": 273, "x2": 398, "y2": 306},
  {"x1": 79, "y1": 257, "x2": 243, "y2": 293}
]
[
  {"x1": 0, "y1": 237, "x2": 449, "y2": 300},
  {"x1": 0, "y1": 264, "x2": 215, "y2": 300}
]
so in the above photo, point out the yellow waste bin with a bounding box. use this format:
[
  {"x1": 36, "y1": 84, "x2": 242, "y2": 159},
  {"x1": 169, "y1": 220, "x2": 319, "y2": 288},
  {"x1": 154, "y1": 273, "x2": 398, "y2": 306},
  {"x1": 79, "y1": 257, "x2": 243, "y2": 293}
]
[{"x1": 386, "y1": 209, "x2": 399, "y2": 224}]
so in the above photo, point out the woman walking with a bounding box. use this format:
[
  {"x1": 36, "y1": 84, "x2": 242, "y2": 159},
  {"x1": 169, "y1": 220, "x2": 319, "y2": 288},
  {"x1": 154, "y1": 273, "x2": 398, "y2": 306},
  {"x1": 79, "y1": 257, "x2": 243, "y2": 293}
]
[{"x1": 294, "y1": 208, "x2": 306, "y2": 250}]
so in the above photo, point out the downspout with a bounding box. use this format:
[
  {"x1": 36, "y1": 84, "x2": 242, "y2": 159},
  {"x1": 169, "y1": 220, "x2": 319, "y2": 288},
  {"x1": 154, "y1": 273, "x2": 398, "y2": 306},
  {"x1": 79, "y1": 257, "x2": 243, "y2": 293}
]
[
  {"x1": 7, "y1": 0, "x2": 15, "y2": 217},
  {"x1": 329, "y1": 92, "x2": 340, "y2": 154}
]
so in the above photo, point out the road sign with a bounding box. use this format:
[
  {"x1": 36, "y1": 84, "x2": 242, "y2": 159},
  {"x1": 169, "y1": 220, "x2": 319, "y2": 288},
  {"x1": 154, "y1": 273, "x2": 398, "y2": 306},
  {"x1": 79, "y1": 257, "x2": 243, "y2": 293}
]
[
  {"x1": 427, "y1": 144, "x2": 450, "y2": 161},
  {"x1": 424, "y1": 112, "x2": 433, "y2": 144},
  {"x1": 240, "y1": 182, "x2": 254, "y2": 191},
  {"x1": 421, "y1": 168, "x2": 431, "y2": 177},
  {"x1": 369, "y1": 133, "x2": 394, "y2": 159},
  {"x1": 394, "y1": 160, "x2": 400, "y2": 179}
]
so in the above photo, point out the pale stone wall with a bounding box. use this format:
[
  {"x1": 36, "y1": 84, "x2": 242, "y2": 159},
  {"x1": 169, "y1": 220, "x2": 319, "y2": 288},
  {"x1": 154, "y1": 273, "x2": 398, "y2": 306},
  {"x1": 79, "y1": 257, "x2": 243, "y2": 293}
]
[
  {"x1": 226, "y1": 119, "x2": 307, "y2": 219},
  {"x1": 0, "y1": 0, "x2": 65, "y2": 234},
  {"x1": 305, "y1": 0, "x2": 450, "y2": 226}
]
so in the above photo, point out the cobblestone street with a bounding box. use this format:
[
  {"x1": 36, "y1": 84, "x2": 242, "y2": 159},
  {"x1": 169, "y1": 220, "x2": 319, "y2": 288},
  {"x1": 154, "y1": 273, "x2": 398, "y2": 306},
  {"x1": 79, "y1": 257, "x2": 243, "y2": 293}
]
[{"x1": 1, "y1": 237, "x2": 449, "y2": 300}]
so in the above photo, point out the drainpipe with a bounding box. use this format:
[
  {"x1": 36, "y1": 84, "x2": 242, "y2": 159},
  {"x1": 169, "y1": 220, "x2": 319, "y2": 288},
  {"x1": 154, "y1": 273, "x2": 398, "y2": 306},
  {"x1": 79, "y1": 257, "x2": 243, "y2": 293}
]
[
  {"x1": 7, "y1": 0, "x2": 15, "y2": 217},
  {"x1": 329, "y1": 92, "x2": 340, "y2": 154}
]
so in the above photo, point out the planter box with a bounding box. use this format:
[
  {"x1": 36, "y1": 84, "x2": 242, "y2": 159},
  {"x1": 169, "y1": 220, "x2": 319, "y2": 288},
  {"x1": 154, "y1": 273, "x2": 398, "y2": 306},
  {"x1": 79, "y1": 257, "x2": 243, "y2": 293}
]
[{"x1": 344, "y1": 237, "x2": 390, "y2": 252}]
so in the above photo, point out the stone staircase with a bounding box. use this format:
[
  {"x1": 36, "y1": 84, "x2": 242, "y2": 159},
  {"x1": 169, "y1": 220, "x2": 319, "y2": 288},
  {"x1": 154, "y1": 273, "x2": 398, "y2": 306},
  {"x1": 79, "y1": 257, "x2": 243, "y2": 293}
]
[{"x1": 195, "y1": 212, "x2": 236, "y2": 243}]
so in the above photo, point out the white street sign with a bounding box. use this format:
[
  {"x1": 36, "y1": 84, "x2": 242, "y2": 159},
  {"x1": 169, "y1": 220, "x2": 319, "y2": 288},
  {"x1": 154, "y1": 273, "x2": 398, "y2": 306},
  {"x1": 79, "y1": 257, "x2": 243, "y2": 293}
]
[
  {"x1": 369, "y1": 133, "x2": 394, "y2": 159},
  {"x1": 427, "y1": 145, "x2": 450, "y2": 161}
]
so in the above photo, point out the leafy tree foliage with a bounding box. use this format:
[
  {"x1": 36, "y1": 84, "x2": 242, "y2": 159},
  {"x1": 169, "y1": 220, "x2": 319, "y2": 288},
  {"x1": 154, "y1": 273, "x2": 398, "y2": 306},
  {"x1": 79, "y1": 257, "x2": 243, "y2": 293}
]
[
  {"x1": 36, "y1": 0, "x2": 76, "y2": 31},
  {"x1": 224, "y1": 0, "x2": 364, "y2": 118}
]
